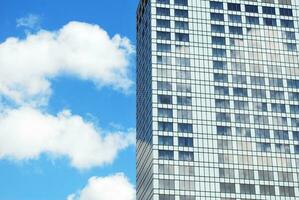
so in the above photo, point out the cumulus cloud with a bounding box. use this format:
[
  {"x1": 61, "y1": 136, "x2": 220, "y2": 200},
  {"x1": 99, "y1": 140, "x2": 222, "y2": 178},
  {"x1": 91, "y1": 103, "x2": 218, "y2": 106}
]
[
  {"x1": 0, "y1": 106, "x2": 135, "y2": 170},
  {"x1": 0, "y1": 21, "x2": 134, "y2": 105},
  {"x1": 16, "y1": 14, "x2": 41, "y2": 30},
  {"x1": 67, "y1": 173, "x2": 135, "y2": 200}
]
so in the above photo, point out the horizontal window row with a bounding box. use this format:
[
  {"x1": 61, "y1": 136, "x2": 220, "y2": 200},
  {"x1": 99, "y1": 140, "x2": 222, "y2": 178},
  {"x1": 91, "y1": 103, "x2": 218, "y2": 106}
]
[
  {"x1": 158, "y1": 150, "x2": 194, "y2": 161},
  {"x1": 158, "y1": 136, "x2": 193, "y2": 147},
  {"x1": 158, "y1": 122, "x2": 193, "y2": 132},
  {"x1": 156, "y1": 19, "x2": 189, "y2": 30},
  {"x1": 159, "y1": 194, "x2": 195, "y2": 200},
  {"x1": 157, "y1": 0, "x2": 188, "y2": 6},
  {"x1": 157, "y1": 31, "x2": 190, "y2": 42},
  {"x1": 220, "y1": 183, "x2": 295, "y2": 197},
  {"x1": 210, "y1": 1, "x2": 293, "y2": 17},
  {"x1": 157, "y1": 7, "x2": 188, "y2": 18}
]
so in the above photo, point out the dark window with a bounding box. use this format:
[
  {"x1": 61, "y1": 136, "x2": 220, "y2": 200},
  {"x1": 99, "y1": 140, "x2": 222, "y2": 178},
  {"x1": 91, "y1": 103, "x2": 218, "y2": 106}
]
[
  {"x1": 158, "y1": 95, "x2": 172, "y2": 104},
  {"x1": 293, "y1": 131, "x2": 299, "y2": 141},
  {"x1": 178, "y1": 123, "x2": 193, "y2": 133},
  {"x1": 210, "y1": 1, "x2": 223, "y2": 9},
  {"x1": 157, "y1": 43, "x2": 171, "y2": 52},
  {"x1": 212, "y1": 48, "x2": 226, "y2": 57},
  {"x1": 279, "y1": 186, "x2": 295, "y2": 197},
  {"x1": 215, "y1": 99, "x2": 230, "y2": 109},
  {"x1": 228, "y1": 14, "x2": 242, "y2": 23},
  {"x1": 175, "y1": 21, "x2": 188, "y2": 29},
  {"x1": 216, "y1": 112, "x2": 231, "y2": 122},
  {"x1": 212, "y1": 36, "x2": 226, "y2": 45},
  {"x1": 217, "y1": 126, "x2": 231, "y2": 136},
  {"x1": 177, "y1": 96, "x2": 192, "y2": 106},
  {"x1": 220, "y1": 183, "x2": 236, "y2": 193},
  {"x1": 246, "y1": 16, "x2": 259, "y2": 25},
  {"x1": 157, "y1": 81, "x2": 172, "y2": 91},
  {"x1": 215, "y1": 86, "x2": 229, "y2": 95},
  {"x1": 290, "y1": 105, "x2": 299, "y2": 114},
  {"x1": 157, "y1": 7, "x2": 170, "y2": 16},
  {"x1": 255, "y1": 129, "x2": 270, "y2": 139},
  {"x1": 158, "y1": 122, "x2": 173, "y2": 132},
  {"x1": 274, "y1": 130, "x2": 289, "y2": 140},
  {"x1": 157, "y1": 31, "x2": 171, "y2": 40},
  {"x1": 280, "y1": 8, "x2": 293, "y2": 16},
  {"x1": 175, "y1": 9, "x2": 188, "y2": 18},
  {"x1": 269, "y1": 78, "x2": 283, "y2": 87},
  {"x1": 271, "y1": 103, "x2": 286, "y2": 113},
  {"x1": 262, "y1": 6, "x2": 276, "y2": 15},
  {"x1": 158, "y1": 136, "x2": 173, "y2": 146},
  {"x1": 211, "y1": 24, "x2": 225, "y2": 33},
  {"x1": 287, "y1": 79, "x2": 299, "y2": 88},
  {"x1": 214, "y1": 73, "x2": 228, "y2": 83},
  {"x1": 157, "y1": 19, "x2": 170, "y2": 28},
  {"x1": 178, "y1": 137, "x2": 193, "y2": 147},
  {"x1": 159, "y1": 150, "x2": 174, "y2": 160},
  {"x1": 158, "y1": 108, "x2": 173, "y2": 118},
  {"x1": 174, "y1": 0, "x2": 188, "y2": 6},
  {"x1": 240, "y1": 184, "x2": 256, "y2": 194},
  {"x1": 229, "y1": 26, "x2": 243, "y2": 35},
  {"x1": 281, "y1": 19, "x2": 294, "y2": 28},
  {"x1": 211, "y1": 13, "x2": 224, "y2": 21},
  {"x1": 213, "y1": 61, "x2": 226, "y2": 69},
  {"x1": 175, "y1": 33, "x2": 189, "y2": 42},
  {"x1": 228, "y1": 3, "x2": 241, "y2": 11},
  {"x1": 233, "y1": 88, "x2": 248, "y2": 97},
  {"x1": 264, "y1": 18, "x2": 277, "y2": 26},
  {"x1": 289, "y1": 92, "x2": 299, "y2": 101},
  {"x1": 157, "y1": 0, "x2": 170, "y2": 4},
  {"x1": 245, "y1": 5, "x2": 258, "y2": 13}
]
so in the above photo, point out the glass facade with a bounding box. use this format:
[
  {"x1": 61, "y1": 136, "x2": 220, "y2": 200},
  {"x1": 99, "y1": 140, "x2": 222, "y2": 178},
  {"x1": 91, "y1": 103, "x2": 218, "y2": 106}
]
[{"x1": 137, "y1": 0, "x2": 299, "y2": 199}]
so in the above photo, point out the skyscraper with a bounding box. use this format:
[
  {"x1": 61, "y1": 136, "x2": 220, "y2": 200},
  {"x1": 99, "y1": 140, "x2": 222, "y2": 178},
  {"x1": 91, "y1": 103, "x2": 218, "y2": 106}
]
[{"x1": 136, "y1": 0, "x2": 299, "y2": 199}]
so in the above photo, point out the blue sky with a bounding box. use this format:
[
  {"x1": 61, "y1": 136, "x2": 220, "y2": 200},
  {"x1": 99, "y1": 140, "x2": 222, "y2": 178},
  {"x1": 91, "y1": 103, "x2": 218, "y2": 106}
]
[{"x1": 0, "y1": 0, "x2": 138, "y2": 199}]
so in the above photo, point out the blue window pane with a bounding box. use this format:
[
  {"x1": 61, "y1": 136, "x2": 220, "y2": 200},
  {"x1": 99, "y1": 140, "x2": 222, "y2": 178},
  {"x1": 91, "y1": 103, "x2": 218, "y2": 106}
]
[
  {"x1": 178, "y1": 123, "x2": 193, "y2": 133},
  {"x1": 274, "y1": 130, "x2": 289, "y2": 140},
  {"x1": 213, "y1": 61, "x2": 226, "y2": 69},
  {"x1": 157, "y1": 7, "x2": 170, "y2": 16},
  {"x1": 157, "y1": 81, "x2": 172, "y2": 91},
  {"x1": 158, "y1": 136, "x2": 173, "y2": 146},
  {"x1": 210, "y1": 1, "x2": 223, "y2": 9},
  {"x1": 211, "y1": 13, "x2": 224, "y2": 21},
  {"x1": 158, "y1": 108, "x2": 173, "y2": 118},
  {"x1": 245, "y1": 5, "x2": 258, "y2": 13},
  {"x1": 264, "y1": 18, "x2": 277, "y2": 26},
  {"x1": 212, "y1": 36, "x2": 226, "y2": 45},
  {"x1": 217, "y1": 126, "x2": 231, "y2": 136},
  {"x1": 159, "y1": 150, "x2": 174, "y2": 160},
  {"x1": 157, "y1": 43, "x2": 171, "y2": 52},
  {"x1": 211, "y1": 24, "x2": 225, "y2": 33},
  {"x1": 262, "y1": 6, "x2": 276, "y2": 15},
  {"x1": 215, "y1": 86, "x2": 229, "y2": 95},
  {"x1": 229, "y1": 26, "x2": 243, "y2": 35},
  {"x1": 214, "y1": 73, "x2": 228, "y2": 83},
  {"x1": 255, "y1": 129, "x2": 270, "y2": 139},
  {"x1": 229, "y1": 14, "x2": 242, "y2": 23},
  {"x1": 157, "y1": 31, "x2": 171, "y2": 40},
  {"x1": 158, "y1": 95, "x2": 172, "y2": 104},
  {"x1": 212, "y1": 48, "x2": 226, "y2": 57},
  {"x1": 157, "y1": 0, "x2": 170, "y2": 4},
  {"x1": 175, "y1": 21, "x2": 189, "y2": 29},
  {"x1": 174, "y1": 0, "x2": 188, "y2": 6},
  {"x1": 246, "y1": 16, "x2": 259, "y2": 25},
  {"x1": 175, "y1": 33, "x2": 189, "y2": 42},
  {"x1": 178, "y1": 137, "x2": 193, "y2": 147},
  {"x1": 281, "y1": 19, "x2": 294, "y2": 28},
  {"x1": 158, "y1": 122, "x2": 173, "y2": 132},
  {"x1": 228, "y1": 3, "x2": 241, "y2": 11},
  {"x1": 293, "y1": 131, "x2": 299, "y2": 141},
  {"x1": 177, "y1": 96, "x2": 192, "y2": 106},
  {"x1": 280, "y1": 8, "x2": 293, "y2": 16},
  {"x1": 175, "y1": 9, "x2": 188, "y2": 18},
  {"x1": 157, "y1": 19, "x2": 170, "y2": 28}
]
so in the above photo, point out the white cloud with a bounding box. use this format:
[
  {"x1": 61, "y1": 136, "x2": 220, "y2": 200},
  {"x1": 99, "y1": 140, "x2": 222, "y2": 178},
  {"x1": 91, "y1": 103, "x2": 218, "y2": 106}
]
[
  {"x1": 67, "y1": 173, "x2": 135, "y2": 200},
  {"x1": 16, "y1": 14, "x2": 41, "y2": 29},
  {"x1": 0, "y1": 21, "x2": 134, "y2": 105},
  {"x1": 0, "y1": 106, "x2": 135, "y2": 170}
]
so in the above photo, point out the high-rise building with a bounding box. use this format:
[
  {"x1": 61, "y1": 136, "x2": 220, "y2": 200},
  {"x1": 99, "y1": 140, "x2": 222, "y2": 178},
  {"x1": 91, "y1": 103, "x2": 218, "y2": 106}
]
[{"x1": 136, "y1": 0, "x2": 299, "y2": 199}]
